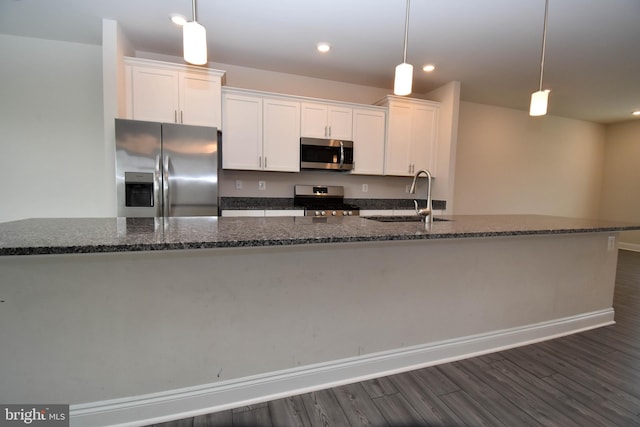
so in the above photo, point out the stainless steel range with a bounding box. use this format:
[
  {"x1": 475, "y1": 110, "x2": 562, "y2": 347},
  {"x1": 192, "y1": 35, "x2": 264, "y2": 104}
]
[{"x1": 294, "y1": 185, "x2": 359, "y2": 217}]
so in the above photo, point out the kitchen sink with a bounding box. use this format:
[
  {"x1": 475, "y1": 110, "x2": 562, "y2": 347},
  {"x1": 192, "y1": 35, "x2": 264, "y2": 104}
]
[{"x1": 363, "y1": 216, "x2": 451, "y2": 223}]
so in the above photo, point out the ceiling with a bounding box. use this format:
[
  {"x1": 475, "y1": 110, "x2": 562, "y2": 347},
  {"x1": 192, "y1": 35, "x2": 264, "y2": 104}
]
[{"x1": 1, "y1": 0, "x2": 639, "y2": 124}]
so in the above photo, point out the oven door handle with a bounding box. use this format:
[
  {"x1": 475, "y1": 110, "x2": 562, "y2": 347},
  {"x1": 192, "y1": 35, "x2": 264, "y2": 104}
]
[{"x1": 339, "y1": 141, "x2": 344, "y2": 169}]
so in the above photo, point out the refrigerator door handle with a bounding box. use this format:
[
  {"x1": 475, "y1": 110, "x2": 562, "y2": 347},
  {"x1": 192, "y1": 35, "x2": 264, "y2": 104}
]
[
  {"x1": 163, "y1": 155, "x2": 171, "y2": 218},
  {"x1": 154, "y1": 154, "x2": 163, "y2": 217}
]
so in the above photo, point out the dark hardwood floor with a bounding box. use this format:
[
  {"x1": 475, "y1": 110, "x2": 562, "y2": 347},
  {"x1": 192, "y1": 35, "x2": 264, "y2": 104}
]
[{"x1": 153, "y1": 250, "x2": 640, "y2": 427}]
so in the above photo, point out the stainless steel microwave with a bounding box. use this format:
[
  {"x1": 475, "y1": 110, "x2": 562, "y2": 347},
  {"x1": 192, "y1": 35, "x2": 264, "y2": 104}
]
[{"x1": 300, "y1": 137, "x2": 354, "y2": 171}]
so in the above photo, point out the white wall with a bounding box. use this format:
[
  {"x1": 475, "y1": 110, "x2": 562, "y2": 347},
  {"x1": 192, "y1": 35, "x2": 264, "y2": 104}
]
[
  {"x1": 453, "y1": 102, "x2": 606, "y2": 218},
  {"x1": 600, "y1": 120, "x2": 640, "y2": 248},
  {"x1": 0, "y1": 34, "x2": 108, "y2": 223},
  {"x1": 426, "y1": 81, "x2": 461, "y2": 211}
]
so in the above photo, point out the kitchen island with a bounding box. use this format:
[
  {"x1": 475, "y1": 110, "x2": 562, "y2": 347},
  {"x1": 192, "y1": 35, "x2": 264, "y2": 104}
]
[{"x1": 1, "y1": 215, "x2": 638, "y2": 426}]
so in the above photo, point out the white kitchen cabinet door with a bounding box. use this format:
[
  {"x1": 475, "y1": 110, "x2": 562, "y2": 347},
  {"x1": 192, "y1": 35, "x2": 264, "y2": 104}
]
[
  {"x1": 264, "y1": 210, "x2": 305, "y2": 217},
  {"x1": 179, "y1": 71, "x2": 222, "y2": 128},
  {"x1": 125, "y1": 58, "x2": 224, "y2": 127},
  {"x1": 222, "y1": 93, "x2": 263, "y2": 170},
  {"x1": 300, "y1": 102, "x2": 329, "y2": 138},
  {"x1": 378, "y1": 96, "x2": 440, "y2": 177},
  {"x1": 351, "y1": 108, "x2": 385, "y2": 175},
  {"x1": 263, "y1": 98, "x2": 301, "y2": 172},
  {"x1": 221, "y1": 210, "x2": 265, "y2": 217},
  {"x1": 327, "y1": 106, "x2": 353, "y2": 140},
  {"x1": 411, "y1": 103, "x2": 439, "y2": 175},
  {"x1": 301, "y1": 102, "x2": 352, "y2": 139},
  {"x1": 129, "y1": 67, "x2": 179, "y2": 123},
  {"x1": 384, "y1": 102, "x2": 413, "y2": 176}
]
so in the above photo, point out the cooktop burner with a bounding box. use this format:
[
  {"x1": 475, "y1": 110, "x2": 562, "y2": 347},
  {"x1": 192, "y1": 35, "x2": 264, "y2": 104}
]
[{"x1": 294, "y1": 185, "x2": 360, "y2": 217}]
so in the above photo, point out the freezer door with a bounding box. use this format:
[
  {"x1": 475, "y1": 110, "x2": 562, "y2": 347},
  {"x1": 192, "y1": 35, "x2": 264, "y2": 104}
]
[
  {"x1": 115, "y1": 119, "x2": 162, "y2": 217},
  {"x1": 161, "y1": 123, "x2": 219, "y2": 217}
]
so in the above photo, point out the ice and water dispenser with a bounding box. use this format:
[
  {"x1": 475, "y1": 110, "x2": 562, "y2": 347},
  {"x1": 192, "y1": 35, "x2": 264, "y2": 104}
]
[{"x1": 124, "y1": 172, "x2": 154, "y2": 208}]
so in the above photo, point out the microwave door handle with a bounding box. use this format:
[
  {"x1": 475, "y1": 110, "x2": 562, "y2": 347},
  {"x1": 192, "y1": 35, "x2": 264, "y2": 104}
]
[{"x1": 339, "y1": 141, "x2": 344, "y2": 169}]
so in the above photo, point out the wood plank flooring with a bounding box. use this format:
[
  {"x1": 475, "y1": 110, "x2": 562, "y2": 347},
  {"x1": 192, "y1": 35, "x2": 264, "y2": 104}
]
[{"x1": 152, "y1": 249, "x2": 640, "y2": 427}]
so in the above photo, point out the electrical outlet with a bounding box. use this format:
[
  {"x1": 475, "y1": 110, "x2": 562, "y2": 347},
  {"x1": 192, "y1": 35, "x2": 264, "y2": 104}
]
[
  {"x1": 608, "y1": 235, "x2": 616, "y2": 252},
  {"x1": 258, "y1": 180, "x2": 266, "y2": 191},
  {"x1": 362, "y1": 184, "x2": 368, "y2": 193},
  {"x1": 235, "y1": 180, "x2": 242, "y2": 190}
]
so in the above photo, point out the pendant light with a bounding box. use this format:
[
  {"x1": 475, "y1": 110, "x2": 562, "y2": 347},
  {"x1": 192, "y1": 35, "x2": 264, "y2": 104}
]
[
  {"x1": 183, "y1": 0, "x2": 207, "y2": 65},
  {"x1": 530, "y1": 0, "x2": 550, "y2": 116},
  {"x1": 394, "y1": 0, "x2": 413, "y2": 96}
]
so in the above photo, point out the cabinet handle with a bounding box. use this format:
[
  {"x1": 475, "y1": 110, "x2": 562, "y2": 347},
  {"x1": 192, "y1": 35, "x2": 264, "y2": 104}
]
[
  {"x1": 174, "y1": 110, "x2": 178, "y2": 123},
  {"x1": 408, "y1": 164, "x2": 412, "y2": 174},
  {"x1": 328, "y1": 125, "x2": 331, "y2": 137},
  {"x1": 258, "y1": 156, "x2": 262, "y2": 168},
  {"x1": 180, "y1": 111, "x2": 184, "y2": 124},
  {"x1": 265, "y1": 156, "x2": 268, "y2": 168}
]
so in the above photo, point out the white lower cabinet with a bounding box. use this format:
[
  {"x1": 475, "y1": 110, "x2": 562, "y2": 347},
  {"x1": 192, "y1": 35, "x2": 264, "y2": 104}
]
[
  {"x1": 222, "y1": 88, "x2": 300, "y2": 172},
  {"x1": 221, "y1": 210, "x2": 304, "y2": 217}
]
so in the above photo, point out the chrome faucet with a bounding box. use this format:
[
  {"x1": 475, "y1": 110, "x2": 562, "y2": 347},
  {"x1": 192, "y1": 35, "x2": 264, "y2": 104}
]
[{"x1": 409, "y1": 169, "x2": 433, "y2": 224}]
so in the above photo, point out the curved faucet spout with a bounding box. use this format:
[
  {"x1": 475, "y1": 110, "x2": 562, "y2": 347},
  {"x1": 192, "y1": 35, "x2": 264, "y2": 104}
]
[{"x1": 409, "y1": 169, "x2": 433, "y2": 224}]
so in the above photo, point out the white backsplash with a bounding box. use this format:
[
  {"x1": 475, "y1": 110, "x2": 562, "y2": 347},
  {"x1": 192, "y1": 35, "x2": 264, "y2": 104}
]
[{"x1": 219, "y1": 169, "x2": 432, "y2": 200}]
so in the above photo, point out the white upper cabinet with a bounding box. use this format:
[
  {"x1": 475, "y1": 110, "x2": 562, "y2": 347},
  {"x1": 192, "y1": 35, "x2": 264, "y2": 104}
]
[
  {"x1": 351, "y1": 108, "x2": 386, "y2": 175},
  {"x1": 301, "y1": 102, "x2": 353, "y2": 140},
  {"x1": 222, "y1": 92, "x2": 263, "y2": 170},
  {"x1": 376, "y1": 95, "x2": 439, "y2": 177},
  {"x1": 128, "y1": 66, "x2": 178, "y2": 123},
  {"x1": 124, "y1": 57, "x2": 225, "y2": 128},
  {"x1": 222, "y1": 88, "x2": 300, "y2": 172},
  {"x1": 262, "y1": 98, "x2": 301, "y2": 172}
]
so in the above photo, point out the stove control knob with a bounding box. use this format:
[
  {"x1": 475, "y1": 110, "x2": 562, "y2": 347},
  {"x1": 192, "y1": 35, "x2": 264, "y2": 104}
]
[
  {"x1": 321, "y1": 211, "x2": 326, "y2": 216},
  {"x1": 314, "y1": 210, "x2": 321, "y2": 216},
  {"x1": 332, "y1": 211, "x2": 337, "y2": 216},
  {"x1": 346, "y1": 211, "x2": 352, "y2": 216}
]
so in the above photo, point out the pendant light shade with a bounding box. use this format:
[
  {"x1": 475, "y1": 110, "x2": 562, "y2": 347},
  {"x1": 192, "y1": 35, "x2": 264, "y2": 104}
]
[
  {"x1": 183, "y1": 0, "x2": 207, "y2": 65},
  {"x1": 530, "y1": 90, "x2": 549, "y2": 116},
  {"x1": 530, "y1": 0, "x2": 550, "y2": 116},
  {"x1": 394, "y1": 63, "x2": 413, "y2": 96},
  {"x1": 394, "y1": 0, "x2": 412, "y2": 96}
]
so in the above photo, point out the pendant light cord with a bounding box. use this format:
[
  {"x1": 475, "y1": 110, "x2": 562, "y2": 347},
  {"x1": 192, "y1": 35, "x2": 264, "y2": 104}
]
[
  {"x1": 538, "y1": 0, "x2": 549, "y2": 92},
  {"x1": 402, "y1": 0, "x2": 411, "y2": 63},
  {"x1": 192, "y1": 0, "x2": 198, "y2": 22}
]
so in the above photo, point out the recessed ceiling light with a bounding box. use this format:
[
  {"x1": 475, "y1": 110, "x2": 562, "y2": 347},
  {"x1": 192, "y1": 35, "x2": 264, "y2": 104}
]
[
  {"x1": 422, "y1": 64, "x2": 435, "y2": 72},
  {"x1": 316, "y1": 43, "x2": 331, "y2": 53},
  {"x1": 632, "y1": 110, "x2": 640, "y2": 116},
  {"x1": 170, "y1": 14, "x2": 187, "y2": 26}
]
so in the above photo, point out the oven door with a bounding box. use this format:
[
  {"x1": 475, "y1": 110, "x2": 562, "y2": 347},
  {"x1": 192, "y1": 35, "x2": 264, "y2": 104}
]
[{"x1": 300, "y1": 138, "x2": 353, "y2": 171}]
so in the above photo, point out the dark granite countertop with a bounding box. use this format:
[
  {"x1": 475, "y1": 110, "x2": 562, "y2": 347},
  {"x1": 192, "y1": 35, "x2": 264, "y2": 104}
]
[
  {"x1": 220, "y1": 197, "x2": 447, "y2": 211},
  {"x1": 1, "y1": 215, "x2": 639, "y2": 256}
]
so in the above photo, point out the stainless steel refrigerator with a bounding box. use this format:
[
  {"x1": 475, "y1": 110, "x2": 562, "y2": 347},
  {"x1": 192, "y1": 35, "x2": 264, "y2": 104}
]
[{"x1": 115, "y1": 118, "x2": 219, "y2": 217}]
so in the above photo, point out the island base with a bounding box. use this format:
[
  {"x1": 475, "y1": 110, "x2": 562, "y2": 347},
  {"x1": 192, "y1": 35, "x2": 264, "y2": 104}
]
[{"x1": 0, "y1": 232, "x2": 619, "y2": 426}]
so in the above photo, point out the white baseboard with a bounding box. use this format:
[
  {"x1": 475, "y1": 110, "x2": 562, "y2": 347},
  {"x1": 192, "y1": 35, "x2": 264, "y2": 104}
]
[
  {"x1": 619, "y1": 242, "x2": 640, "y2": 252},
  {"x1": 70, "y1": 308, "x2": 614, "y2": 427}
]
